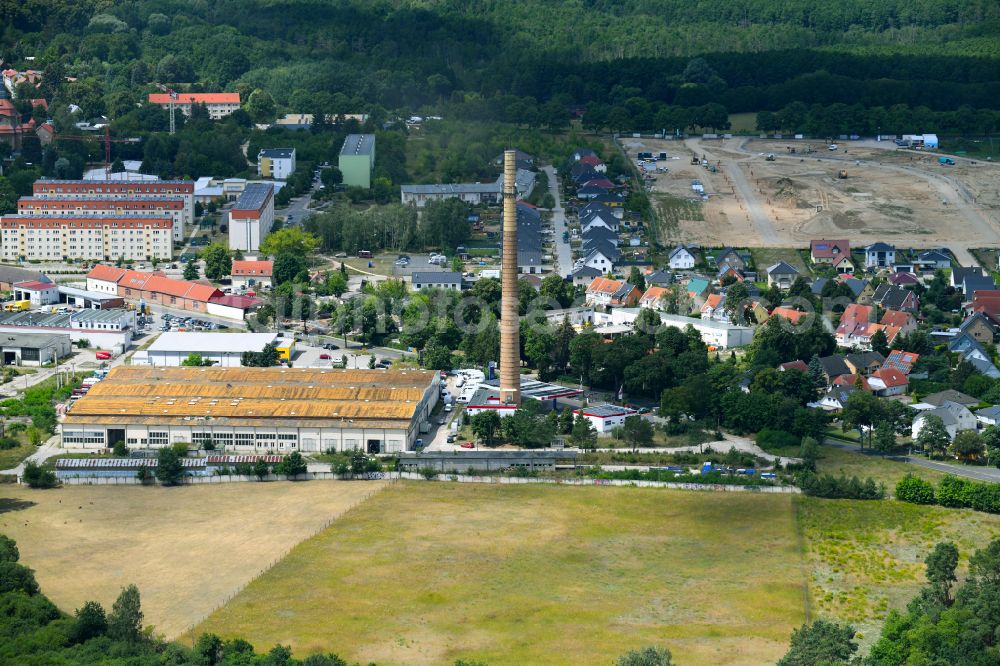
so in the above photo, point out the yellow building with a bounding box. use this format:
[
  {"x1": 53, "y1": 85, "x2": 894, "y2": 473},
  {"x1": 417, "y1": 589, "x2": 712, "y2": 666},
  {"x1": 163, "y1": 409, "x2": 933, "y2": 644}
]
[{"x1": 256, "y1": 148, "x2": 296, "y2": 180}]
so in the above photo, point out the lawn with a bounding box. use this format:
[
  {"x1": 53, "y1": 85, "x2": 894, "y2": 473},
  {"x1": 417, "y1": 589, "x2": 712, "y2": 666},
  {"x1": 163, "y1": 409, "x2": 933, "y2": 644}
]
[
  {"x1": 749, "y1": 247, "x2": 811, "y2": 276},
  {"x1": 727, "y1": 112, "x2": 758, "y2": 134},
  {"x1": 0, "y1": 481, "x2": 385, "y2": 638},
  {"x1": 796, "y1": 496, "x2": 1000, "y2": 651},
  {"x1": 190, "y1": 483, "x2": 806, "y2": 666},
  {"x1": 0, "y1": 434, "x2": 34, "y2": 472}
]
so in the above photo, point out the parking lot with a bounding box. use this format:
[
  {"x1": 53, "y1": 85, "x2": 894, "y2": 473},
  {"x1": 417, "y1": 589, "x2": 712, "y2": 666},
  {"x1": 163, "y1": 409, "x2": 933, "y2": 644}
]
[{"x1": 388, "y1": 253, "x2": 450, "y2": 276}]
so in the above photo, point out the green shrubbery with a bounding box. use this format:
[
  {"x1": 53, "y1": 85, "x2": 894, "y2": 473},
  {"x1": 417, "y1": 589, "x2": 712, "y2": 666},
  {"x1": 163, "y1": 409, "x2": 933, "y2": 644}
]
[
  {"x1": 796, "y1": 472, "x2": 884, "y2": 500},
  {"x1": 897, "y1": 473, "x2": 1000, "y2": 514},
  {"x1": 894, "y1": 474, "x2": 936, "y2": 504}
]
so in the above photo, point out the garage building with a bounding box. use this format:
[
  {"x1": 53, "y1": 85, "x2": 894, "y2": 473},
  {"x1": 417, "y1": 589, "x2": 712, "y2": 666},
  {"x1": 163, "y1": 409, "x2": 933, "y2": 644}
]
[
  {"x1": 0, "y1": 332, "x2": 71, "y2": 366},
  {"x1": 61, "y1": 366, "x2": 439, "y2": 454},
  {"x1": 133, "y1": 331, "x2": 293, "y2": 366}
]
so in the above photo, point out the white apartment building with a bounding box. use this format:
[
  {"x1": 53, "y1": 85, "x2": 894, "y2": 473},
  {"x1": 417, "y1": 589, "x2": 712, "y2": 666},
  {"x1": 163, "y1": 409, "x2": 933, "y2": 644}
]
[{"x1": 0, "y1": 216, "x2": 173, "y2": 262}]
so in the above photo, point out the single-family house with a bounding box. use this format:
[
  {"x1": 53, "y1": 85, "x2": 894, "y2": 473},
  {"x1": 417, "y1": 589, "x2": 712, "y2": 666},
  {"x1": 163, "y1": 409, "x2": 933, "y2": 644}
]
[
  {"x1": 646, "y1": 270, "x2": 673, "y2": 287},
  {"x1": 813, "y1": 385, "x2": 857, "y2": 411},
  {"x1": 700, "y1": 293, "x2": 727, "y2": 321},
  {"x1": 579, "y1": 201, "x2": 622, "y2": 222},
  {"x1": 580, "y1": 245, "x2": 618, "y2": 273},
  {"x1": 835, "y1": 303, "x2": 875, "y2": 346},
  {"x1": 872, "y1": 284, "x2": 919, "y2": 312},
  {"x1": 714, "y1": 248, "x2": 747, "y2": 272},
  {"x1": 668, "y1": 246, "x2": 698, "y2": 270},
  {"x1": 947, "y1": 333, "x2": 1000, "y2": 378},
  {"x1": 810, "y1": 239, "x2": 850, "y2": 264},
  {"x1": 864, "y1": 242, "x2": 896, "y2": 268},
  {"x1": 959, "y1": 312, "x2": 996, "y2": 345},
  {"x1": 581, "y1": 225, "x2": 619, "y2": 246},
  {"x1": 845, "y1": 351, "x2": 886, "y2": 377},
  {"x1": 882, "y1": 349, "x2": 920, "y2": 375},
  {"x1": 639, "y1": 286, "x2": 670, "y2": 310},
  {"x1": 868, "y1": 367, "x2": 909, "y2": 397},
  {"x1": 832, "y1": 254, "x2": 856, "y2": 274},
  {"x1": 920, "y1": 389, "x2": 979, "y2": 409},
  {"x1": 766, "y1": 261, "x2": 799, "y2": 289},
  {"x1": 586, "y1": 278, "x2": 640, "y2": 307},
  {"x1": 686, "y1": 277, "x2": 711, "y2": 301},
  {"x1": 817, "y1": 355, "x2": 852, "y2": 383},
  {"x1": 914, "y1": 250, "x2": 951, "y2": 272},
  {"x1": 230, "y1": 260, "x2": 273, "y2": 290},
  {"x1": 912, "y1": 401, "x2": 977, "y2": 441},
  {"x1": 581, "y1": 208, "x2": 619, "y2": 233},
  {"x1": 951, "y1": 266, "x2": 984, "y2": 290},
  {"x1": 975, "y1": 405, "x2": 1000, "y2": 427},
  {"x1": 842, "y1": 277, "x2": 875, "y2": 304},
  {"x1": 880, "y1": 309, "x2": 917, "y2": 335},
  {"x1": 964, "y1": 274, "x2": 999, "y2": 298},
  {"x1": 571, "y1": 265, "x2": 603, "y2": 288},
  {"x1": 888, "y1": 272, "x2": 919, "y2": 287},
  {"x1": 769, "y1": 306, "x2": 810, "y2": 325},
  {"x1": 779, "y1": 360, "x2": 809, "y2": 373}
]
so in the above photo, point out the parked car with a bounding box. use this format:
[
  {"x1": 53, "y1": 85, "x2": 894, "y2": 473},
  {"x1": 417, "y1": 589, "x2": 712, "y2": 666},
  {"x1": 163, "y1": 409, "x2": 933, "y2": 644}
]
[
  {"x1": 460, "y1": 442, "x2": 475, "y2": 449},
  {"x1": 323, "y1": 343, "x2": 339, "y2": 350},
  {"x1": 319, "y1": 353, "x2": 331, "y2": 360},
  {"x1": 444, "y1": 403, "x2": 453, "y2": 412},
  {"x1": 447, "y1": 434, "x2": 456, "y2": 443},
  {"x1": 437, "y1": 417, "x2": 446, "y2": 425}
]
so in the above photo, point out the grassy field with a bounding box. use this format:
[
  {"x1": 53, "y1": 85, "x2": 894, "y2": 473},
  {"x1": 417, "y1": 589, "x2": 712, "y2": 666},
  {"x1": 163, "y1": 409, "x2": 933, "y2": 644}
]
[
  {"x1": 816, "y1": 444, "x2": 946, "y2": 491},
  {"x1": 727, "y1": 112, "x2": 758, "y2": 134},
  {"x1": 0, "y1": 436, "x2": 34, "y2": 471},
  {"x1": 797, "y1": 496, "x2": 1000, "y2": 650},
  {"x1": 191, "y1": 483, "x2": 806, "y2": 665},
  {"x1": 749, "y1": 247, "x2": 811, "y2": 276},
  {"x1": 0, "y1": 482, "x2": 384, "y2": 638},
  {"x1": 650, "y1": 193, "x2": 704, "y2": 244}
]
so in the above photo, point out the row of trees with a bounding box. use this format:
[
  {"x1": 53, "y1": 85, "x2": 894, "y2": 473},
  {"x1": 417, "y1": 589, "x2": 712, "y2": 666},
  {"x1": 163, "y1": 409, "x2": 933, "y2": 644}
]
[{"x1": 757, "y1": 101, "x2": 1000, "y2": 137}]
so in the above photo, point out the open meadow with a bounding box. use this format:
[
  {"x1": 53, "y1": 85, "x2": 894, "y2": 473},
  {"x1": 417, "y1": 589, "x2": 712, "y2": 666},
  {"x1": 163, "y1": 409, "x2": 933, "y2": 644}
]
[
  {"x1": 0, "y1": 481, "x2": 385, "y2": 638},
  {"x1": 191, "y1": 482, "x2": 805, "y2": 665},
  {"x1": 6, "y1": 478, "x2": 1000, "y2": 664}
]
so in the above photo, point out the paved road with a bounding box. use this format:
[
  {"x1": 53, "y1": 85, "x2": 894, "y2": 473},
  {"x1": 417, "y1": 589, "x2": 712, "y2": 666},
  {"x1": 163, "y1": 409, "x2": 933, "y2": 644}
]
[
  {"x1": 686, "y1": 138, "x2": 780, "y2": 245},
  {"x1": 544, "y1": 165, "x2": 572, "y2": 277},
  {"x1": 824, "y1": 438, "x2": 1000, "y2": 483}
]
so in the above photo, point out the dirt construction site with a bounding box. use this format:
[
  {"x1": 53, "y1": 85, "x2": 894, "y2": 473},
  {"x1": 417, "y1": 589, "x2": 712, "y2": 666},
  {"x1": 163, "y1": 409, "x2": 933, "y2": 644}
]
[{"x1": 622, "y1": 136, "x2": 1000, "y2": 265}]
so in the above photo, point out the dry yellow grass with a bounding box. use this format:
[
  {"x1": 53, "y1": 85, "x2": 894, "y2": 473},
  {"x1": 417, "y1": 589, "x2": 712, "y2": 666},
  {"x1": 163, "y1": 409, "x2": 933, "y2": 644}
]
[
  {"x1": 191, "y1": 482, "x2": 806, "y2": 666},
  {"x1": 0, "y1": 481, "x2": 384, "y2": 638}
]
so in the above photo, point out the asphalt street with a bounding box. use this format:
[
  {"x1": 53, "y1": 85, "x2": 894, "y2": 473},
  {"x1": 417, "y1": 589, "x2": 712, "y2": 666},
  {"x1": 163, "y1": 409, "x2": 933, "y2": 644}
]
[
  {"x1": 824, "y1": 438, "x2": 1000, "y2": 483},
  {"x1": 544, "y1": 165, "x2": 572, "y2": 278}
]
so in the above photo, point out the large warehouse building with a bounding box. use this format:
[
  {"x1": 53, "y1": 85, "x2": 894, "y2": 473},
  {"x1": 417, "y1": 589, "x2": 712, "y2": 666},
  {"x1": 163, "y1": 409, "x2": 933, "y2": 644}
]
[{"x1": 61, "y1": 367, "x2": 440, "y2": 454}]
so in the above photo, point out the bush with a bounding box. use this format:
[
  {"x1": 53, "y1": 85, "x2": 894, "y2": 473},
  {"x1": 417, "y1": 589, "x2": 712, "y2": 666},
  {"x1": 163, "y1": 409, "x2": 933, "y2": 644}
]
[
  {"x1": 0, "y1": 437, "x2": 19, "y2": 450},
  {"x1": 756, "y1": 428, "x2": 800, "y2": 452},
  {"x1": 797, "y1": 472, "x2": 884, "y2": 499},
  {"x1": 895, "y1": 474, "x2": 936, "y2": 504},
  {"x1": 419, "y1": 467, "x2": 438, "y2": 480},
  {"x1": 936, "y1": 475, "x2": 970, "y2": 508},
  {"x1": 21, "y1": 461, "x2": 57, "y2": 489}
]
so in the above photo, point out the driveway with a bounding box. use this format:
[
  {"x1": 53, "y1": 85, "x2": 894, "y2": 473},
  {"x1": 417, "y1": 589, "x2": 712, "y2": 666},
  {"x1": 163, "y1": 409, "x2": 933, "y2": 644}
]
[
  {"x1": 0, "y1": 435, "x2": 65, "y2": 477},
  {"x1": 544, "y1": 165, "x2": 572, "y2": 277},
  {"x1": 824, "y1": 438, "x2": 1000, "y2": 483}
]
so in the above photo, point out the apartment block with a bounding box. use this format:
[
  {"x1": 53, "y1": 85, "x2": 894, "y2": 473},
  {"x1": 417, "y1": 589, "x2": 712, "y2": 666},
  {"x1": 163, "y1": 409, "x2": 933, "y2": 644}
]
[{"x1": 0, "y1": 216, "x2": 173, "y2": 262}]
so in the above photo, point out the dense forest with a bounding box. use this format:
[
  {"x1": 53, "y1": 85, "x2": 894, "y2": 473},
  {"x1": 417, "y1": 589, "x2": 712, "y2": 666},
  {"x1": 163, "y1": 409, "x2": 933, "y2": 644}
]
[{"x1": 2, "y1": 0, "x2": 998, "y2": 126}]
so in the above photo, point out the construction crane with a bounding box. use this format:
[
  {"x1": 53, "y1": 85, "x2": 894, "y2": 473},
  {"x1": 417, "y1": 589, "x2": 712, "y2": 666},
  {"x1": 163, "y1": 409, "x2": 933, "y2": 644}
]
[
  {"x1": 155, "y1": 83, "x2": 179, "y2": 134},
  {"x1": 53, "y1": 127, "x2": 142, "y2": 180}
]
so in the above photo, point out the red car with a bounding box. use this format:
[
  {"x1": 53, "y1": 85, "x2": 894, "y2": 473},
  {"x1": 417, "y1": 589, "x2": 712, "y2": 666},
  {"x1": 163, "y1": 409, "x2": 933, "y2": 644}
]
[
  {"x1": 460, "y1": 442, "x2": 475, "y2": 449},
  {"x1": 319, "y1": 353, "x2": 331, "y2": 360}
]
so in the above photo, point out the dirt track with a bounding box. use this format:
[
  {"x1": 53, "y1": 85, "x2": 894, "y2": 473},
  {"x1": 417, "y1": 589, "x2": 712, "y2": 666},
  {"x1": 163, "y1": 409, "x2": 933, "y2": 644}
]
[{"x1": 622, "y1": 136, "x2": 1000, "y2": 265}]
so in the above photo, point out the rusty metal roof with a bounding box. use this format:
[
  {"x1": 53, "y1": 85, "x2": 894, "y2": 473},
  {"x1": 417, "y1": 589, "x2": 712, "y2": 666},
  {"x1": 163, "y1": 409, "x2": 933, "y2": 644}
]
[{"x1": 64, "y1": 366, "x2": 437, "y2": 426}]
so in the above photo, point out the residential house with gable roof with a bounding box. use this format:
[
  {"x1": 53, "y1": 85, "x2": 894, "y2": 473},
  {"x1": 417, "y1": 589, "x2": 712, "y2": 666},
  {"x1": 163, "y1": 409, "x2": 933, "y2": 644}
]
[
  {"x1": 714, "y1": 248, "x2": 747, "y2": 272},
  {"x1": 868, "y1": 367, "x2": 909, "y2": 396},
  {"x1": 586, "y1": 278, "x2": 640, "y2": 307},
  {"x1": 872, "y1": 284, "x2": 919, "y2": 312},
  {"x1": 810, "y1": 239, "x2": 850, "y2": 264},
  {"x1": 959, "y1": 311, "x2": 996, "y2": 345},
  {"x1": 766, "y1": 261, "x2": 799, "y2": 289},
  {"x1": 912, "y1": 401, "x2": 977, "y2": 441},
  {"x1": 880, "y1": 309, "x2": 916, "y2": 335},
  {"x1": 882, "y1": 349, "x2": 920, "y2": 375},
  {"x1": 668, "y1": 246, "x2": 698, "y2": 270}
]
